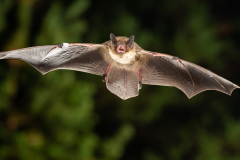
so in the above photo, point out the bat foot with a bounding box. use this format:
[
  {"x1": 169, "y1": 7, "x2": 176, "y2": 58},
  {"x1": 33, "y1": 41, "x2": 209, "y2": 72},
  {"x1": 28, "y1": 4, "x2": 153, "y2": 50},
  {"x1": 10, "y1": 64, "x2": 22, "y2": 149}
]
[
  {"x1": 138, "y1": 69, "x2": 142, "y2": 89},
  {"x1": 139, "y1": 80, "x2": 142, "y2": 89},
  {"x1": 102, "y1": 63, "x2": 112, "y2": 82},
  {"x1": 102, "y1": 73, "x2": 106, "y2": 82}
]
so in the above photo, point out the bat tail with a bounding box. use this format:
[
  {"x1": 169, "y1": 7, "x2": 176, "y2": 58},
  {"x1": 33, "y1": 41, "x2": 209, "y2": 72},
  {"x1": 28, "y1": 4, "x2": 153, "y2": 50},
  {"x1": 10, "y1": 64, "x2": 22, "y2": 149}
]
[{"x1": 106, "y1": 66, "x2": 139, "y2": 100}]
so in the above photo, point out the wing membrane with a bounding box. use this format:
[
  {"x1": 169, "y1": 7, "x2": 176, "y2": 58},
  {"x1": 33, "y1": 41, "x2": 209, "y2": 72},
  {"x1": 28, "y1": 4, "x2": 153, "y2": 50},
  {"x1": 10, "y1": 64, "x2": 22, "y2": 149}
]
[
  {"x1": 141, "y1": 51, "x2": 239, "y2": 98},
  {"x1": 0, "y1": 44, "x2": 109, "y2": 75},
  {"x1": 106, "y1": 66, "x2": 139, "y2": 100}
]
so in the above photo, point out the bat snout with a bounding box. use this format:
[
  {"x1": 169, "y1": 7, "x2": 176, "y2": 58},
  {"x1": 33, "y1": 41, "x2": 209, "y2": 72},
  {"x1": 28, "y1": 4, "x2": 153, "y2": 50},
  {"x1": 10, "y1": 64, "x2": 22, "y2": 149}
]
[{"x1": 117, "y1": 44, "x2": 126, "y2": 53}]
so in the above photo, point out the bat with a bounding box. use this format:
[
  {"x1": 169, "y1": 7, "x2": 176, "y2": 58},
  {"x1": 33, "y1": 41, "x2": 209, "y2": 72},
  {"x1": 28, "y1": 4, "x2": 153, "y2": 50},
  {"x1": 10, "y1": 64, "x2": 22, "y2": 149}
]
[{"x1": 0, "y1": 33, "x2": 239, "y2": 100}]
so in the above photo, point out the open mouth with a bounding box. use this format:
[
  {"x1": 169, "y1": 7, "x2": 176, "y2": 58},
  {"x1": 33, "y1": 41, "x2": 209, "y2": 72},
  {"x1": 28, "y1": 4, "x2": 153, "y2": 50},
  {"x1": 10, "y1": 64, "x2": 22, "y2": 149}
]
[{"x1": 117, "y1": 45, "x2": 126, "y2": 53}]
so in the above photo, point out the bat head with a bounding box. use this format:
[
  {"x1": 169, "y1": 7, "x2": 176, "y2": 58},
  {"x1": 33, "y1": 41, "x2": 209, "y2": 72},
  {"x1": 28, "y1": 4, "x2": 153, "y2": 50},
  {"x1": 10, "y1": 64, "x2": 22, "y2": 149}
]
[{"x1": 109, "y1": 33, "x2": 135, "y2": 54}]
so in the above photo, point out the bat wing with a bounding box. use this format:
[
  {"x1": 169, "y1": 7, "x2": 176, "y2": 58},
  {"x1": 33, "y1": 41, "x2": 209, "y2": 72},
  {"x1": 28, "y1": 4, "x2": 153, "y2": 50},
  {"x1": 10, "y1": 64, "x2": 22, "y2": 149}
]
[
  {"x1": 140, "y1": 50, "x2": 239, "y2": 98},
  {"x1": 0, "y1": 43, "x2": 110, "y2": 75}
]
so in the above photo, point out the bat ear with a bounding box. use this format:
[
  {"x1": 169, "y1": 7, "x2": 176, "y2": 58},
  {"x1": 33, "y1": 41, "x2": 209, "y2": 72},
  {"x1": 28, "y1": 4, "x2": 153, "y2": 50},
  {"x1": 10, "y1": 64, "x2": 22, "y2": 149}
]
[
  {"x1": 110, "y1": 33, "x2": 117, "y2": 46},
  {"x1": 127, "y1": 35, "x2": 135, "y2": 48}
]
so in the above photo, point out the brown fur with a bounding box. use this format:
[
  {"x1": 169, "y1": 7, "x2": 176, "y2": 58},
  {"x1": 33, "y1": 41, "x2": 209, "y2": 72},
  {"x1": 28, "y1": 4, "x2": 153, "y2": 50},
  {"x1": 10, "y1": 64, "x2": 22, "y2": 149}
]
[{"x1": 103, "y1": 36, "x2": 148, "y2": 69}]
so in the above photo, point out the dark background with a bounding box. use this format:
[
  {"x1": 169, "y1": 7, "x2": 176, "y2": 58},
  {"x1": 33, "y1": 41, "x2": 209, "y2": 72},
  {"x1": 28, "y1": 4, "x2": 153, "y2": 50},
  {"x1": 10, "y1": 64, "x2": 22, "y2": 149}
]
[{"x1": 0, "y1": 0, "x2": 240, "y2": 159}]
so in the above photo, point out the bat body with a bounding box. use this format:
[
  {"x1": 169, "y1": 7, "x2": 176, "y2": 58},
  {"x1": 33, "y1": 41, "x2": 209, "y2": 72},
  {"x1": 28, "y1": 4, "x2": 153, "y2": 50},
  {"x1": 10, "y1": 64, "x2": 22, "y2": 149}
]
[{"x1": 0, "y1": 33, "x2": 239, "y2": 100}]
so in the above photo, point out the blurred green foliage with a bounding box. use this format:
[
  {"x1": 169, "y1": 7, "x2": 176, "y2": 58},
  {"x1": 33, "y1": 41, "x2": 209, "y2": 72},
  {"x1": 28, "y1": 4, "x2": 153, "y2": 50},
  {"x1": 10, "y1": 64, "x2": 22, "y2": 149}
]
[{"x1": 0, "y1": 0, "x2": 240, "y2": 159}]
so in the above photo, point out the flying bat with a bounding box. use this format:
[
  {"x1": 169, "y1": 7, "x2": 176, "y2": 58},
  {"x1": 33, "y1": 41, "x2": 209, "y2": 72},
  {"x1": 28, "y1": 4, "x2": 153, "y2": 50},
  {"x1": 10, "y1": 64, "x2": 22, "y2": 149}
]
[{"x1": 0, "y1": 33, "x2": 239, "y2": 100}]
